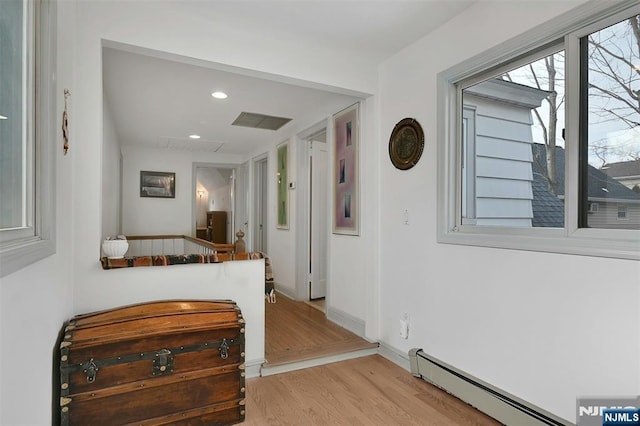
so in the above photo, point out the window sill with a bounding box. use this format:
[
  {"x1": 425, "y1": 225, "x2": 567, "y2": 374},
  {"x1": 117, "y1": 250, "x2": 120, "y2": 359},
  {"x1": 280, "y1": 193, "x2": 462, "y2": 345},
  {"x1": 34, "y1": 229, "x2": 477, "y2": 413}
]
[
  {"x1": 437, "y1": 227, "x2": 639, "y2": 261},
  {"x1": 0, "y1": 237, "x2": 56, "y2": 278}
]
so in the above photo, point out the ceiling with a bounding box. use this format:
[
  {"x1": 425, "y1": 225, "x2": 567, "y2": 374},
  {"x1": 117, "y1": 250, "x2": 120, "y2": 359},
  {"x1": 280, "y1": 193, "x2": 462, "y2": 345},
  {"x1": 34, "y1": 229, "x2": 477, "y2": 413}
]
[
  {"x1": 102, "y1": 1, "x2": 475, "y2": 157},
  {"x1": 103, "y1": 47, "x2": 362, "y2": 155}
]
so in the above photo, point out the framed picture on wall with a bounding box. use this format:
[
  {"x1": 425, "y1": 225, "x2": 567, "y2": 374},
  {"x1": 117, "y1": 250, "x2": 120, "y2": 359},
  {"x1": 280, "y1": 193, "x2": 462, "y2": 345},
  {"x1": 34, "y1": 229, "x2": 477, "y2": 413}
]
[
  {"x1": 276, "y1": 140, "x2": 289, "y2": 229},
  {"x1": 140, "y1": 171, "x2": 175, "y2": 198},
  {"x1": 333, "y1": 103, "x2": 359, "y2": 235}
]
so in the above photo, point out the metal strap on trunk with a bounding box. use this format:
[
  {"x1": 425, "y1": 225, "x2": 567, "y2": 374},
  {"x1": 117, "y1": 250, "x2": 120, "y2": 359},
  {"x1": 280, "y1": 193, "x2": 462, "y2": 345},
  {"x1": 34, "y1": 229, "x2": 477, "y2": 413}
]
[{"x1": 60, "y1": 336, "x2": 244, "y2": 381}]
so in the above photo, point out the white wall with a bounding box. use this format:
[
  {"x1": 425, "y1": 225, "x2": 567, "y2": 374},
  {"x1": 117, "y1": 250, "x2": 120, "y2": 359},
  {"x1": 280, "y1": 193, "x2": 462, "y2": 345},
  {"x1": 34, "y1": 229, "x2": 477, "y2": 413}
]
[
  {"x1": 211, "y1": 184, "x2": 231, "y2": 212},
  {"x1": 196, "y1": 167, "x2": 233, "y2": 208},
  {"x1": 74, "y1": 260, "x2": 265, "y2": 370},
  {"x1": 377, "y1": 0, "x2": 639, "y2": 422},
  {"x1": 6, "y1": 0, "x2": 634, "y2": 424},
  {"x1": 266, "y1": 99, "x2": 377, "y2": 325},
  {"x1": 73, "y1": 0, "x2": 376, "y2": 310},
  {"x1": 328, "y1": 97, "x2": 379, "y2": 330},
  {"x1": 102, "y1": 99, "x2": 121, "y2": 238},
  {"x1": 76, "y1": 0, "x2": 375, "y2": 331},
  {"x1": 97, "y1": 1, "x2": 377, "y2": 97},
  {"x1": 121, "y1": 146, "x2": 241, "y2": 236},
  {"x1": 267, "y1": 139, "x2": 298, "y2": 296},
  {"x1": 0, "y1": 1, "x2": 76, "y2": 424}
]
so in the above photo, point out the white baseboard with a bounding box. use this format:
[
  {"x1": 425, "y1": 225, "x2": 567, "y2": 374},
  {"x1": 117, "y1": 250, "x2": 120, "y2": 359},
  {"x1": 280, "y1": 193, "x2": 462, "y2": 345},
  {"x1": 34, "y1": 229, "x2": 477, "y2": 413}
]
[
  {"x1": 326, "y1": 306, "x2": 366, "y2": 337},
  {"x1": 246, "y1": 358, "x2": 265, "y2": 378},
  {"x1": 260, "y1": 346, "x2": 379, "y2": 377},
  {"x1": 377, "y1": 341, "x2": 411, "y2": 372},
  {"x1": 274, "y1": 282, "x2": 296, "y2": 300}
]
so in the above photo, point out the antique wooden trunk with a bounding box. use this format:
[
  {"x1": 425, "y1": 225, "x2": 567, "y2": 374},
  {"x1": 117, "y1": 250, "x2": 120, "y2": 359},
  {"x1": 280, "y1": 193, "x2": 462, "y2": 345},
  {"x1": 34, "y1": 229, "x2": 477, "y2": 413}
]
[{"x1": 58, "y1": 300, "x2": 246, "y2": 425}]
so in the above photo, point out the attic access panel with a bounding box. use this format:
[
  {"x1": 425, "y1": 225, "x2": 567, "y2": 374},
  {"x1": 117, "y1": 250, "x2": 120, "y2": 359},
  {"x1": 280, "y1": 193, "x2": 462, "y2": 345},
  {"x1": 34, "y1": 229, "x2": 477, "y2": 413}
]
[{"x1": 232, "y1": 112, "x2": 292, "y2": 131}]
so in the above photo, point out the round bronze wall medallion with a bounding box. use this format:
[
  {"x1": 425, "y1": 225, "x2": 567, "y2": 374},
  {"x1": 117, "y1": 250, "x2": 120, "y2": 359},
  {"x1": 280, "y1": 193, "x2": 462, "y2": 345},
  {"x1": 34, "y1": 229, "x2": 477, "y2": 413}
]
[{"x1": 389, "y1": 118, "x2": 424, "y2": 170}]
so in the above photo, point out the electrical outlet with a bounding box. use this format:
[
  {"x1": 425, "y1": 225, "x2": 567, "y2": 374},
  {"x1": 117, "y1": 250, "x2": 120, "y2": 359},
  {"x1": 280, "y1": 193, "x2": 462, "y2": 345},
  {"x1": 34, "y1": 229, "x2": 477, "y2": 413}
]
[{"x1": 400, "y1": 313, "x2": 409, "y2": 339}]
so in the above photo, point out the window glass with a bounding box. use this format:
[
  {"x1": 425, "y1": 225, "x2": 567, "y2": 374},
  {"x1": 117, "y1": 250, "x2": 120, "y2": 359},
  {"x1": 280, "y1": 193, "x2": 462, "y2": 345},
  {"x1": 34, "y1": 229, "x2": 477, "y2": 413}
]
[
  {"x1": 618, "y1": 205, "x2": 628, "y2": 219},
  {"x1": 0, "y1": 0, "x2": 29, "y2": 231},
  {"x1": 583, "y1": 14, "x2": 640, "y2": 230},
  {"x1": 461, "y1": 51, "x2": 565, "y2": 228},
  {"x1": 440, "y1": 4, "x2": 639, "y2": 259},
  {"x1": 0, "y1": 0, "x2": 56, "y2": 278}
]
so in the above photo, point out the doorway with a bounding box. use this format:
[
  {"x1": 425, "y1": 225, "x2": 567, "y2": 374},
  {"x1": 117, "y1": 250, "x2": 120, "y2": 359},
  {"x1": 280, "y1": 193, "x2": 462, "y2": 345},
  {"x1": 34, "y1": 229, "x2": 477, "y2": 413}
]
[
  {"x1": 193, "y1": 165, "x2": 235, "y2": 244},
  {"x1": 253, "y1": 156, "x2": 268, "y2": 253},
  {"x1": 309, "y1": 131, "x2": 328, "y2": 301},
  {"x1": 294, "y1": 121, "x2": 330, "y2": 308}
]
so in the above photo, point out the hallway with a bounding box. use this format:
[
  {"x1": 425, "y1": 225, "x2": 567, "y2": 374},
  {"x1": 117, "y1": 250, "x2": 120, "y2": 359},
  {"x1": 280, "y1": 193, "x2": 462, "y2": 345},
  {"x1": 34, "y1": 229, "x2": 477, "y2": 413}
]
[
  {"x1": 262, "y1": 294, "x2": 379, "y2": 376},
  {"x1": 248, "y1": 295, "x2": 500, "y2": 425}
]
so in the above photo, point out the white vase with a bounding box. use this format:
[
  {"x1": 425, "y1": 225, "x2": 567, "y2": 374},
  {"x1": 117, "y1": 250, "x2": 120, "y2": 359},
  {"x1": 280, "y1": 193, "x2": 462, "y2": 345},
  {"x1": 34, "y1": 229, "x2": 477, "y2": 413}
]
[{"x1": 102, "y1": 239, "x2": 129, "y2": 259}]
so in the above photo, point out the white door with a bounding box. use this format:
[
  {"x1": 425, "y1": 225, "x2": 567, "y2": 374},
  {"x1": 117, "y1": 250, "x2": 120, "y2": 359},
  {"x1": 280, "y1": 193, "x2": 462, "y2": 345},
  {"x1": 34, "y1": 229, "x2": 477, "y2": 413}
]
[{"x1": 310, "y1": 136, "x2": 328, "y2": 300}]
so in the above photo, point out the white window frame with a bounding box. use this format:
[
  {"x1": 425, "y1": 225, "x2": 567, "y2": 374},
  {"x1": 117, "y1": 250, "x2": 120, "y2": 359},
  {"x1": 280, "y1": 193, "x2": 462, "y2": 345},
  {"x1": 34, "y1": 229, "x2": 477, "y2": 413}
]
[
  {"x1": 461, "y1": 106, "x2": 476, "y2": 225},
  {"x1": 617, "y1": 205, "x2": 628, "y2": 220},
  {"x1": 0, "y1": 0, "x2": 57, "y2": 277},
  {"x1": 437, "y1": 0, "x2": 640, "y2": 260}
]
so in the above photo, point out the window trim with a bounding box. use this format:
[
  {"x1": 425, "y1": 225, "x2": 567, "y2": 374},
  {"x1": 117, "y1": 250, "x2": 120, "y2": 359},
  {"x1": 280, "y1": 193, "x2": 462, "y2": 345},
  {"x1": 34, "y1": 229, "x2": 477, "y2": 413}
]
[
  {"x1": 618, "y1": 205, "x2": 628, "y2": 220},
  {"x1": 0, "y1": 0, "x2": 57, "y2": 277},
  {"x1": 0, "y1": 0, "x2": 35, "y2": 244},
  {"x1": 461, "y1": 106, "x2": 477, "y2": 224},
  {"x1": 437, "y1": 0, "x2": 640, "y2": 260}
]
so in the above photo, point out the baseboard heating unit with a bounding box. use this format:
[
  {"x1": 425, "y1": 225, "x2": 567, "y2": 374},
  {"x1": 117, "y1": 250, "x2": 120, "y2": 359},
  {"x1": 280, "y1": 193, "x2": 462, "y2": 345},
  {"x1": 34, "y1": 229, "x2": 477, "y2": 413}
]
[{"x1": 409, "y1": 348, "x2": 571, "y2": 426}]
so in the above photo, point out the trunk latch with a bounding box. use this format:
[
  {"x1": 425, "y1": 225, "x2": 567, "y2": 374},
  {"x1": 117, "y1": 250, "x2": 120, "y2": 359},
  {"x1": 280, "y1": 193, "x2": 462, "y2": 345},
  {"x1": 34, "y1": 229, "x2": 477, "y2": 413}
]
[
  {"x1": 84, "y1": 359, "x2": 98, "y2": 383},
  {"x1": 152, "y1": 349, "x2": 174, "y2": 375},
  {"x1": 219, "y1": 339, "x2": 229, "y2": 359}
]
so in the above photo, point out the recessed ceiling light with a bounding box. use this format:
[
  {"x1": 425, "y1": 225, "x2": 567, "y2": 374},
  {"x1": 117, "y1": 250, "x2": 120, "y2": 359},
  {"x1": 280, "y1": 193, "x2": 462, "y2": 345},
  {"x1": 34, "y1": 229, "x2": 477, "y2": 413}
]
[
  {"x1": 189, "y1": 134, "x2": 201, "y2": 139},
  {"x1": 0, "y1": 114, "x2": 7, "y2": 120},
  {"x1": 211, "y1": 91, "x2": 228, "y2": 99}
]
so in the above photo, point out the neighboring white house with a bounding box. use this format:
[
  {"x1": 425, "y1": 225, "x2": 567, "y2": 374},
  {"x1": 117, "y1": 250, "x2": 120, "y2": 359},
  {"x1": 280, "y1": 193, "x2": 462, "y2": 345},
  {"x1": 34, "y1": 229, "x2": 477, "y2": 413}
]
[
  {"x1": 463, "y1": 78, "x2": 640, "y2": 230},
  {"x1": 602, "y1": 159, "x2": 640, "y2": 192},
  {"x1": 462, "y1": 78, "x2": 549, "y2": 227}
]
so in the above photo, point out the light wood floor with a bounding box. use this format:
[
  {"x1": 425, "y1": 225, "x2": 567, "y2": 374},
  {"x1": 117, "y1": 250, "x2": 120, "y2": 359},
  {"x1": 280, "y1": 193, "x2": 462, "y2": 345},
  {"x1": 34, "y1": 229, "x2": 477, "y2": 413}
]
[
  {"x1": 255, "y1": 295, "x2": 499, "y2": 424},
  {"x1": 307, "y1": 297, "x2": 326, "y2": 312},
  {"x1": 264, "y1": 294, "x2": 378, "y2": 367},
  {"x1": 245, "y1": 355, "x2": 501, "y2": 425}
]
